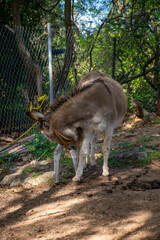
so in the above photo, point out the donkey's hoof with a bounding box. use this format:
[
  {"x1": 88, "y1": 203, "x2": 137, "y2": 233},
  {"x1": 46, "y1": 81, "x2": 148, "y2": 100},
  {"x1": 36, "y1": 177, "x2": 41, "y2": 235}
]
[
  {"x1": 102, "y1": 170, "x2": 109, "y2": 177},
  {"x1": 54, "y1": 178, "x2": 60, "y2": 185},
  {"x1": 84, "y1": 167, "x2": 88, "y2": 173},
  {"x1": 72, "y1": 175, "x2": 81, "y2": 182},
  {"x1": 90, "y1": 165, "x2": 96, "y2": 171}
]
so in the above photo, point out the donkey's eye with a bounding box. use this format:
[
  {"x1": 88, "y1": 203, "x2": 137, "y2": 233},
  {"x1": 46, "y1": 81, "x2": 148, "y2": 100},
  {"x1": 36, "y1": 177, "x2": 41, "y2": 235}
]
[{"x1": 42, "y1": 122, "x2": 50, "y2": 130}]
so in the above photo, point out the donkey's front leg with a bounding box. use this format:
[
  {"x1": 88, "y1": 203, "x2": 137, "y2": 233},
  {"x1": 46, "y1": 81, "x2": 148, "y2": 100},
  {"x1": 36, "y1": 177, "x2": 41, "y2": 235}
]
[
  {"x1": 73, "y1": 130, "x2": 93, "y2": 182},
  {"x1": 53, "y1": 144, "x2": 63, "y2": 184}
]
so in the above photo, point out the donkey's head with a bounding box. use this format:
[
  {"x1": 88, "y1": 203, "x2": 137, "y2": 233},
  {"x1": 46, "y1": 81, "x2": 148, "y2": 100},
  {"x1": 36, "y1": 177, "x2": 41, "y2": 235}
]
[
  {"x1": 26, "y1": 111, "x2": 76, "y2": 148},
  {"x1": 26, "y1": 111, "x2": 55, "y2": 141}
]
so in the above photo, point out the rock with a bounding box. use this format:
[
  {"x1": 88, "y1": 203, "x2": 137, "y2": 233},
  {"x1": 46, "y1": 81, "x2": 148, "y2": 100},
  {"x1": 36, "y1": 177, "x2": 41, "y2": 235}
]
[
  {"x1": 0, "y1": 159, "x2": 54, "y2": 186},
  {"x1": 22, "y1": 154, "x2": 32, "y2": 162},
  {"x1": 1, "y1": 173, "x2": 26, "y2": 186},
  {"x1": 24, "y1": 171, "x2": 53, "y2": 186},
  {"x1": 110, "y1": 147, "x2": 147, "y2": 162},
  {"x1": 1, "y1": 171, "x2": 54, "y2": 186}
]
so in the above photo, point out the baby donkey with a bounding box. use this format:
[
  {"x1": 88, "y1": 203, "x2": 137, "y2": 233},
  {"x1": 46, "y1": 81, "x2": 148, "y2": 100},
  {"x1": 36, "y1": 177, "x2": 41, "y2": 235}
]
[{"x1": 26, "y1": 71, "x2": 127, "y2": 183}]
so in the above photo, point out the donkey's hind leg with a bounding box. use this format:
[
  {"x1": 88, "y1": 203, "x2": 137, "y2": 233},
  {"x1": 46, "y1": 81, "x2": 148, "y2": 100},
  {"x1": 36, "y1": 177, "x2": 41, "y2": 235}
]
[
  {"x1": 102, "y1": 126, "x2": 113, "y2": 176},
  {"x1": 85, "y1": 133, "x2": 97, "y2": 168},
  {"x1": 73, "y1": 129, "x2": 94, "y2": 182},
  {"x1": 70, "y1": 149, "x2": 78, "y2": 172},
  {"x1": 90, "y1": 133, "x2": 97, "y2": 169}
]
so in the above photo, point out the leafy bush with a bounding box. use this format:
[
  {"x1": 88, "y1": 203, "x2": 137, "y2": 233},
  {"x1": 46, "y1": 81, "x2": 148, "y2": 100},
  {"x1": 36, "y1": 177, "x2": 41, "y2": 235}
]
[
  {"x1": 0, "y1": 152, "x2": 18, "y2": 169},
  {"x1": 128, "y1": 78, "x2": 157, "y2": 112},
  {"x1": 25, "y1": 133, "x2": 57, "y2": 161}
]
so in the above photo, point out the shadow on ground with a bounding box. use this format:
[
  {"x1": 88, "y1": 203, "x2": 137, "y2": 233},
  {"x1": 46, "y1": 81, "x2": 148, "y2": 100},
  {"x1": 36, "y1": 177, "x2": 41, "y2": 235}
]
[{"x1": 0, "y1": 162, "x2": 160, "y2": 240}]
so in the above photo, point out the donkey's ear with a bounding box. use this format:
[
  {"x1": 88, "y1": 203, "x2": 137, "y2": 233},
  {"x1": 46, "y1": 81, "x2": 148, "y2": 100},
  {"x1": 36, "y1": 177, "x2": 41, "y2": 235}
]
[{"x1": 25, "y1": 111, "x2": 44, "y2": 122}]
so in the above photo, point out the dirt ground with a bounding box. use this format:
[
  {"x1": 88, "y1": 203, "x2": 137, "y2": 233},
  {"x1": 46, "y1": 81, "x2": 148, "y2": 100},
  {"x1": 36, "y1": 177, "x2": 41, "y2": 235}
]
[{"x1": 0, "y1": 114, "x2": 160, "y2": 240}]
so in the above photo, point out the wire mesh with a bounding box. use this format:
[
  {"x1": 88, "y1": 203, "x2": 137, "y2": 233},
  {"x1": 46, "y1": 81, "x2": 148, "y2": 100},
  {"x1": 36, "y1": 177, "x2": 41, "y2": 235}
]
[
  {"x1": 0, "y1": 25, "x2": 85, "y2": 145},
  {"x1": 0, "y1": 25, "x2": 49, "y2": 144},
  {"x1": 0, "y1": 24, "x2": 114, "y2": 146}
]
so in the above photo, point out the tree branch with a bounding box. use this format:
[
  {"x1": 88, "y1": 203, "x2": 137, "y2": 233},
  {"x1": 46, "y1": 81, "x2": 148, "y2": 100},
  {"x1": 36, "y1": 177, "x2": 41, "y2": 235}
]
[
  {"x1": 36, "y1": 0, "x2": 61, "y2": 14},
  {"x1": 89, "y1": 1, "x2": 126, "y2": 71},
  {"x1": 119, "y1": 64, "x2": 160, "y2": 87}
]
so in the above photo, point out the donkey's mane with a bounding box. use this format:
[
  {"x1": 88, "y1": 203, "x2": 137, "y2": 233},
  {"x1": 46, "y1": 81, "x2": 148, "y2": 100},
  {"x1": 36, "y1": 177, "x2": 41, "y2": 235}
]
[{"x1": 47, "y1": 77, "x2": 110, "y2": 114}]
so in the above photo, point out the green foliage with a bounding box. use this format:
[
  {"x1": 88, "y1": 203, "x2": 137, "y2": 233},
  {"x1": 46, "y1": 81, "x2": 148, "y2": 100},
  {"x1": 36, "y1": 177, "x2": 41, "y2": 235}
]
[
  {"x1": 22, "y1": 167, "x2": 32, "y2": 174},
  {"x1": 25, "y1": 133, "x2": 56, "y2": 160},
  {"x1": 60, "y1": 156, "x2": 75, "y2": 173},
  {"x1": 32, "y1": 172, "x2": 40, "y2": 178},
  {"x1": 147, "y1": 150, "x2": 160, "y2": 161},
  {"x1": 108, "y1": 156, "x2": 151, "y2": 168},
  {"x1": 98, "y1": 152, "x2": 151, "y2": 168},
  {"x1": 129, "y1": 79, "x2": 157, "y2": 112},
  {"x1": 0, "y1": 152, "x2": 18, "y2": 169},
  {"x1": 117, "y1": 136, "x2": 154, "y2": 150}
]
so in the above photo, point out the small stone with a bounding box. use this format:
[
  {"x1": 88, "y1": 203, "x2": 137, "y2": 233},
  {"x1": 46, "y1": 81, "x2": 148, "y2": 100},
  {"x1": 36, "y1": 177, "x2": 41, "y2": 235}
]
[
  {"x1": 144, "y1": 183, "x2": 150, "y2": 190},
  {"x1": 88, "y1": 194, "x2": 93, "y2": 198},
  {"x1": 136, "y1": 174, "x2": 141, "y2": 178},
  {"x1": 107, "y1": 189, "x2": 113, "y2": 193},
  {"x1": 153, "y1": 179, "x2": 160, "y2": 184},
  {"x1": 114, "y1": 180, "x2": 123, "y2": 185},
  {"x1": 22, "y1": 154, "x2": 32, "y2": 162},
  {"x1": 152, "y1": 183, "x2": 160, "y2": 189},
  {"x1": 100, "y1": 182, "x2": 108, "y2": 186},
  {"x1": 133, "y1": 179, "x2": 139, "y2": 184},
  {"x1": 76, "y1": 190, "x2": 82, "y2": 195},
  {"x1": 121, "y1": 185, "x2": 127, "y2": 190},
  {"x1": 114, "y1": 180, "x2": 120, "y2": 185}
]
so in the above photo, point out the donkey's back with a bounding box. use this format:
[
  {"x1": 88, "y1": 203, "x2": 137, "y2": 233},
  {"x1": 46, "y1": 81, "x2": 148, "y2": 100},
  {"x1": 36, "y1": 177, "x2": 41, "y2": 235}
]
[{"x1": 77, "y1": 71, "x2": 127, "y2": 130}]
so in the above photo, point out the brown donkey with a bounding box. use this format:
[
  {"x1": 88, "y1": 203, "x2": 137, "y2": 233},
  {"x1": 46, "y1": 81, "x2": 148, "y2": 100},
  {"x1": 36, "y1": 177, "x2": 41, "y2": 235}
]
[{"x1": 26, "y1": 71, "x2": 127, "y2": 182}]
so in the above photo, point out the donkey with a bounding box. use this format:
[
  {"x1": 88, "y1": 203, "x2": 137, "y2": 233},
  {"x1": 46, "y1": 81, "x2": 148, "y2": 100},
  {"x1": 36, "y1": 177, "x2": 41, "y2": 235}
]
[{"x1": 26, "y1": 71, "x2": 127, "y2": 182}]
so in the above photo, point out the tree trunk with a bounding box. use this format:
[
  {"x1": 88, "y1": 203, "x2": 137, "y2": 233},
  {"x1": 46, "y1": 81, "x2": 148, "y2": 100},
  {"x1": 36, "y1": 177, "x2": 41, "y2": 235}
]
[
  {"x1": 11, "y1": 0, "x2": 43, "y2": 99},
  {"x1": 54, "y1": 0, "x2": 74, "y2": 96}
]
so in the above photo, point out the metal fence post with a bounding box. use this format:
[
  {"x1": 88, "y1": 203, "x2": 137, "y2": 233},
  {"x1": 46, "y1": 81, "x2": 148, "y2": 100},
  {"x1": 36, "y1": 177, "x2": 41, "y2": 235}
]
[{"x1": 47, "y1": 23, "x2": 53, "y2": 104}]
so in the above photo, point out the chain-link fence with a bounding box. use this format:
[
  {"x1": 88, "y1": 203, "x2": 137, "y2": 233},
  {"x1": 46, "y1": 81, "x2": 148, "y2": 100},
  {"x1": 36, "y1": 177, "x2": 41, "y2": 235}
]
[
  {"x1": 0, "y1": 24, "x2": 114, "y2": 147},
  {"x1": 0, "y1": 24, "x2": 90, "y2": 146},
  {"x1": 0, "y1": 25, "x2": 49, "y2": 144}
]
